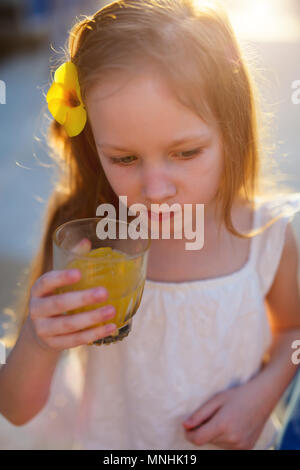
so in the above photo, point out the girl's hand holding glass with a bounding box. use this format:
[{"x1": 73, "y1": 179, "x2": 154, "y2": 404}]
[
  {"x1": 27, "y1": 268, "x2": 117, "y2": 352},
  {"x1": 52, "y1": 218, "x2": 150, "y2": 346}
]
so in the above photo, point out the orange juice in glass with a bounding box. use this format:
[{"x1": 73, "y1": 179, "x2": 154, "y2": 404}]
[{"x1": 52, "y1": 217, "x2": 151, "y2": 345}]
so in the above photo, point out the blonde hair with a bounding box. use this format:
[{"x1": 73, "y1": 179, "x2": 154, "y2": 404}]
[{"x1": 6, "y1": 0, "x2": 293, "y2": 346}]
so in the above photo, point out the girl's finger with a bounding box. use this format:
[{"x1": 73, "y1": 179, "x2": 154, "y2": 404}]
[
  {"x1": 45, "y1": 322, "x2": 118, "y2": 350},
  {"x1": 32, "y1": 238, "x2": 92, "y2": 299},
  {"x1": 183, "y1": 393, "x2": 224, "y2": 430},
  {"x1": 31, "y1": 269, "x2": 82, "y2": 298},
  {"x1": 35, "y1": 304, "x2": 116, "y2": 337},
  {"x1": 184, "y1": 413, "x2": 224, "y2": 447},
  {"x1": 31, "y1": 285, "x2": 108, "y2": 318}
]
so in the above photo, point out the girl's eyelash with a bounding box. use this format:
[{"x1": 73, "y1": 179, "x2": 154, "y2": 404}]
[
  {"x1": 110, "y1": 155, "x2": 137, "y2": 165},
  {"x1": 109, "y1": 148, "x2": 203, "y2": 165}
]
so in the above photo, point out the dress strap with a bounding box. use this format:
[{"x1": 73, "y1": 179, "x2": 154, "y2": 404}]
[{"x1": 251, "y1": 192, "x2": 300, "y2": 297}]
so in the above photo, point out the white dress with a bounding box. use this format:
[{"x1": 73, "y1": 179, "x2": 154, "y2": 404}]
[{"x1": 69, "y1": 192, "x2": 300, "y2": 450}]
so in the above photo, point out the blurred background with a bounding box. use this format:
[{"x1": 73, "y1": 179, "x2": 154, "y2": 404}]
[{"x1": 0, "y1": 0, "x2": 300, "y2": 450}]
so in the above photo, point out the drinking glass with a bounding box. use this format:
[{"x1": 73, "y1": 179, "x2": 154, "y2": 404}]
[{"x1": 52, "y1": 217, "x2": 151, "y2": 346}]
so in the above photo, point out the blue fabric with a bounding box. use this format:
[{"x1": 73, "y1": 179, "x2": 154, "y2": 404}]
[{"x1": 275, "y1": 368, "x2": 300, "y2": 450}]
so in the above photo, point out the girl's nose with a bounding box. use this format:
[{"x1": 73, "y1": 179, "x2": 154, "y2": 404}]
[
  {"x1": 142, "y1": 177, "x2": 176, "y2": 204},
  {"x1": 141, "y1": 163, "x2": 176, "y2": 203}
]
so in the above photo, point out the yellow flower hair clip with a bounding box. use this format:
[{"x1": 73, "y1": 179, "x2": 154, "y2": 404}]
[{"x1": 46, "y1": 61, "x2": 87, "y2": 137}]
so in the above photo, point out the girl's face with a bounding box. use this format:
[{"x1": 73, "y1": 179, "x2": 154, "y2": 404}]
[{"x1": 86, "y1": 64, "x2": 224, "y2": 231}]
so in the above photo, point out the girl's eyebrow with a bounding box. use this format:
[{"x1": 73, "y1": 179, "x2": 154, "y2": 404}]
[{"x1": 96, "y1": 133, "x2": 210, "y2": 151}]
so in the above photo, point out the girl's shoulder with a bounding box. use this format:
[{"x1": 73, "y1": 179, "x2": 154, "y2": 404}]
[
  {"x1": 254, "y1": 191, "x2": 300, "y2": 224},
  {"x1": 252, "y1": 191, "x2": 300, "y2": 297}
]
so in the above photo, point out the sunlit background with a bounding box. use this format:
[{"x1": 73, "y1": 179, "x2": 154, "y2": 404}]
[
  {"x1": 225, "y1": 0, "x2": 300, "y2": 42},
  {"x1": 0, "y1": 0, "x2": 299, "y2": 450}
]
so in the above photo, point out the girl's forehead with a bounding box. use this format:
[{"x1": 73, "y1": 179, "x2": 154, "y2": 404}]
[
  {"x1": 85, "y1": 64, "x2": 218, "y2": 136},
  {"x1": 88, "y1": 89, "x2": 212, "y2": 139}
]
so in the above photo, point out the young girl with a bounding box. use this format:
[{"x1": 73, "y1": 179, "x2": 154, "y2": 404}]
[{"x1": 1, "y1": 0, "x2": 300, "y2": 450}]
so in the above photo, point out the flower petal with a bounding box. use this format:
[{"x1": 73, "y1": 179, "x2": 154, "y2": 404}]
[
  {"x1": 48, "y1": 99, "x2": 68, "y2": 125},
  {"x1": 54, "y1": 62, "x2": 78, "y2": 90},
  {"x1": 63, "y1": 105, "x2": 87, "y2": 137},
  {"x1": 46, "y1": 82, "x2": 65, "y2": 103}
]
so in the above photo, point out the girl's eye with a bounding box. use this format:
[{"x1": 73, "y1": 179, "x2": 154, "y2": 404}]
[
  {"x1": 177, "y1": 147, "x2": 203, "y2": 159},
  {"x1": 109, "y1": 147, "x2": 203, "y2": 165},
  {"x1": 109, "y1": 155, "x2": 137, "y2": 165}
]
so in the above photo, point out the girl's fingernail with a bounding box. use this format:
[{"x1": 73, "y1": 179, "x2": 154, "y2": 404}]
[
  {"x1": 103, "y1": 307, "x2": 115, "y2": 318},
  {"x1": 93, "y1": 287, "x2": 106, "y2": 297},
  {"x1": 69, "y1": 269, "x2": 79, "y2": 278},
  {"x1": 183, "y1": 419, "x2": 192, "y2": 427},
  {"x1": 106, "y1": 323, "x2": 117, "y2": 332},
  {"x1": 183, "y1": 424, "x2": 192, "y2": 431}
]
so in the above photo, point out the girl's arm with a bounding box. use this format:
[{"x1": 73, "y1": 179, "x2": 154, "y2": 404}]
[
  {"x1": 0, "y1": 316, "x2": 61, "y2": 426},
  {"x1": 252, "y1": 222, "x2": 300, "y2": 417},
  {"x1": 0, "y1": 264, "x2": 117, "y2": 427}
]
